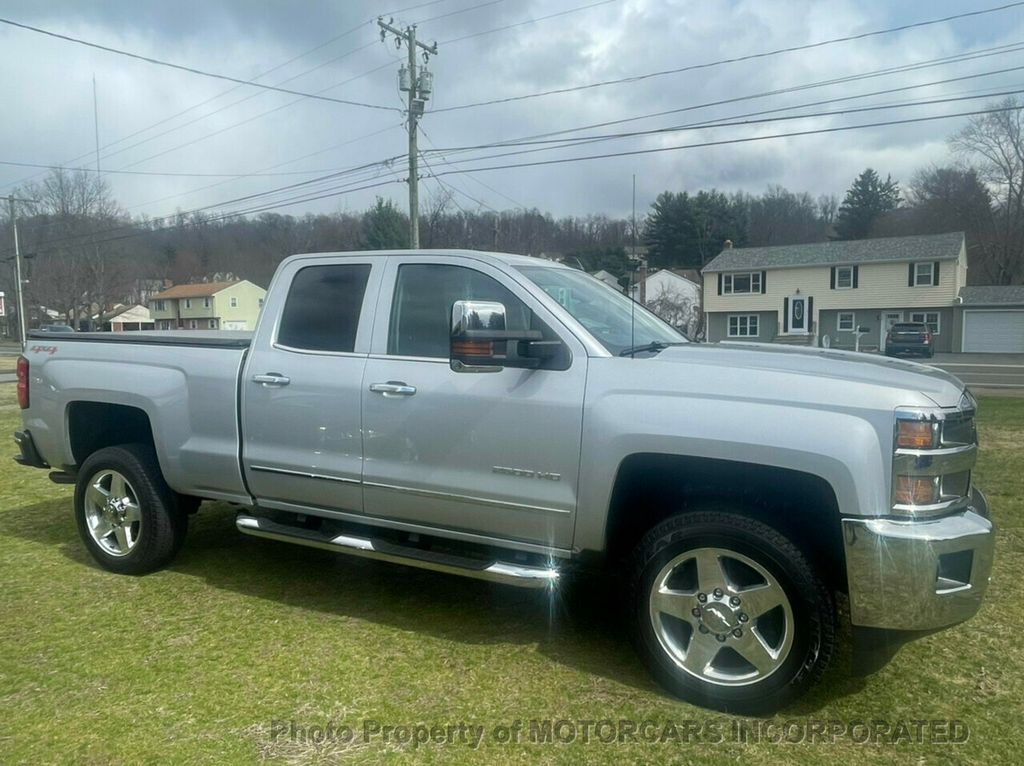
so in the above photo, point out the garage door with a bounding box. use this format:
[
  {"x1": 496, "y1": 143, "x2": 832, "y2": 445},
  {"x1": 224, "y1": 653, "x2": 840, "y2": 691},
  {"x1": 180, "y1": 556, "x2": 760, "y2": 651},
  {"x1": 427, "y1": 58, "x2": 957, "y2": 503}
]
[
  {"x1": 222, "y1": 320, "x2": 248, "y2": 331},
  {"x1": 963, "y1": 310, "x2": 1024, "y2": 352}
]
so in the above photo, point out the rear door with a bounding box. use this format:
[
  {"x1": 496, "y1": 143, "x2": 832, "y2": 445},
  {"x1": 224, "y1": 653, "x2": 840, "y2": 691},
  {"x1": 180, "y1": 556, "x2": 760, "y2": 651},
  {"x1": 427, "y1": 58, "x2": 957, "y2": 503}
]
[
  {"x1": 360, "y1": 255, "x2": 588, "y2": 548},
  {"x1": 241, "y1": 255, "x2": 384, "y2": 513}
]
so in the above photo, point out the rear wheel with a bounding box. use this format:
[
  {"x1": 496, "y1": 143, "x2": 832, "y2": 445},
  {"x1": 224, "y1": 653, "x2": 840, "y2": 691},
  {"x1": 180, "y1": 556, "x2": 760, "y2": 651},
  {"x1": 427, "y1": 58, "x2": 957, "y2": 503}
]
[
  {"x1": 74, "y1": 444, "x2": 187, "y2": 575},
  {"x1": 630, "y1": 509, "x2": 835, "y2": 714}
]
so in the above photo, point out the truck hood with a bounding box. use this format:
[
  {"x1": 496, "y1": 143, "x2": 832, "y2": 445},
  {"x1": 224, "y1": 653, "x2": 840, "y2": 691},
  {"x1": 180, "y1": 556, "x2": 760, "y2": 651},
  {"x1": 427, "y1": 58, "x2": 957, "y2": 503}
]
[{"x1": 650, "y1": 342, "x2": 966, "y2": 408}]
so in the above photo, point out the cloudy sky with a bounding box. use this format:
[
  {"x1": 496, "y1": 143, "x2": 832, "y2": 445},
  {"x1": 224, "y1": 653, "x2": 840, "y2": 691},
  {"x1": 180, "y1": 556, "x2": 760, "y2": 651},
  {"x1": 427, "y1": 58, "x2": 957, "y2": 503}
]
[{"x1": 1, "y1": 0, "x2": 1022, "y2": 221}]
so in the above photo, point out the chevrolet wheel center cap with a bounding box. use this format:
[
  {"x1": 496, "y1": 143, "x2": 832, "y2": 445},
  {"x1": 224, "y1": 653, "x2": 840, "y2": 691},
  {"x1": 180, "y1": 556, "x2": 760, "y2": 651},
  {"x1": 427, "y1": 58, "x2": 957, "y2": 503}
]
[{"x1": 701, "y1": 602, "x2": 735, "y2": 632}]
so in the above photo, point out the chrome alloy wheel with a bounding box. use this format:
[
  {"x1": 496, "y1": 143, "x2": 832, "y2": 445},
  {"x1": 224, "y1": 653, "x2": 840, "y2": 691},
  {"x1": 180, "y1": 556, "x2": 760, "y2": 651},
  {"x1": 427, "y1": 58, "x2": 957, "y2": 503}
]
[
  {"x1": 82, "y1": 470, "x2": 142, "y2": 557},
  {"x1": 648, "y1": 547, "x2": 794, "y2": 686}
]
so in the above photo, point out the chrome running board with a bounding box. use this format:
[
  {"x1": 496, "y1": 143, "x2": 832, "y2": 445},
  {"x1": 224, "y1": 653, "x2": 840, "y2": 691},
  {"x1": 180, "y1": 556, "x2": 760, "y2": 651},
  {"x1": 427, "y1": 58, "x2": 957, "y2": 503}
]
[{"x1": 235, "y1": 514, "x2": 559, "y2": 589}]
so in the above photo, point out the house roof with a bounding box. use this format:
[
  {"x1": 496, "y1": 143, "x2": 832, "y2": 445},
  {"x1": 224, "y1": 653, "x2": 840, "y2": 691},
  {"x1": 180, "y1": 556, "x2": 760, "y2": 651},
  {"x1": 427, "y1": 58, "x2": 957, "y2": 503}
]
[
  {"x1": 702, "y1": 232, "x2": 965, "y2": 273},
  {"x1": 959, "y1": 285, "x2": 1024, "y2": 306},
  {"x1": 668, "y1": 268, "x2": 701, "y2": 284},
  {"x1": 150, "y1": 281, "x2": 239, "y2": 300},
  {"x1": 108, "y1": 304, "x2": 152, "y2": 323}
]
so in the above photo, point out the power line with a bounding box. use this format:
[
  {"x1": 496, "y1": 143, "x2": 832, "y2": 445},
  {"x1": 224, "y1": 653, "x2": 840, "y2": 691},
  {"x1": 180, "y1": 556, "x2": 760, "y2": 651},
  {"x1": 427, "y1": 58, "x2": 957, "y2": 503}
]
[
  {"x1": 426, "y1": 41, "x2": 1024, "y2": 155},
  {"x1": 0, "y1": 16, "x2": 402, "y2": 111},
  {"x1": 0, "y1": 0, "x2": 456, "y2": 192},
  {"x1": 439, "y1": 0, "x2": 620, "y2": 44},
  {"x1": 433, "y1": 1, "x2": 1024, "y2": 112},
  {"x1": 421, "y1": 103, "x2": 1024, "y2": 179},
  {"x1": 0, "y1": 157, "x2": 403, "y2": 178},
  {"x1": 421, "y1": 81, "x2": 1024, "y2": 165}
]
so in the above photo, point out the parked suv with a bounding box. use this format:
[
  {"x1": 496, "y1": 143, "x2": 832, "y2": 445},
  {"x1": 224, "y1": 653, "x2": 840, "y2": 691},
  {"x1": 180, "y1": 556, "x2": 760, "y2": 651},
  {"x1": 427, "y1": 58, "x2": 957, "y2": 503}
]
[{"x1": 886, "y1": 322, "x2": 934, "y2": 358}]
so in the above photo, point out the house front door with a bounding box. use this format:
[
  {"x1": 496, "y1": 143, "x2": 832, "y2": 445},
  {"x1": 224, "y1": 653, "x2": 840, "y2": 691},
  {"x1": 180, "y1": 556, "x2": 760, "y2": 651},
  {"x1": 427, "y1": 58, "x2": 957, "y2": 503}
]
[
  {"x1": 788, "y1": 295, "x2": 809, "y2": 334},
  {"x1": 881, "y1": 312, "x2": 903, "y2": 346}
]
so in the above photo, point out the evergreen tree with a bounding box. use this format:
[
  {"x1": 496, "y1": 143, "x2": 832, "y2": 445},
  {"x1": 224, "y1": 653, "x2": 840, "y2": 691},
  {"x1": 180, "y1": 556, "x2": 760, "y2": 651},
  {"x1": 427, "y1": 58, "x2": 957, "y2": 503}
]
[
  {"x1": 835, "y1": 168, "x2": 901, "y2": 239},
  {"x1": 360, "y1": 197, "x2": 408, "y2": 249}
]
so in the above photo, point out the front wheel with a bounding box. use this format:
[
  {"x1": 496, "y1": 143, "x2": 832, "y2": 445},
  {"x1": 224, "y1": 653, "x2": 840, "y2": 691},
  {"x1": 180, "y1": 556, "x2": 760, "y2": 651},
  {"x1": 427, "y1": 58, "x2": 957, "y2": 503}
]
[
  {"x1": 630, "y1": 510, "x2": 835, "y2": 714},
  {"x1": 74, "y1": 444, "x2": 187, "y2": 575}
]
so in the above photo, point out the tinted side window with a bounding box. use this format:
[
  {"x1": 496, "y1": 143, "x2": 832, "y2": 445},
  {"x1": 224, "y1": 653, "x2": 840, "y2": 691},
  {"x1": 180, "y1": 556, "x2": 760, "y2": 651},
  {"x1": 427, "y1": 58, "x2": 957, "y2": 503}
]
[
  {"x1": 277, "y1": 264, "x2": 371, "y2": 352},
  {"x1": 388, "y1": 264, "x2": 536, "y2": 358}
]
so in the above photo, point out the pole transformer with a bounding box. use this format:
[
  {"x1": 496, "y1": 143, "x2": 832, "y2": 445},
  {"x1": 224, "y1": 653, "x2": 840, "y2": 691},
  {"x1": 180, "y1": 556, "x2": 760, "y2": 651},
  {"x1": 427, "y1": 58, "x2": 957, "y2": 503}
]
[{"x1": 378, "y1": 17, "x2": 438, "y2": 249}]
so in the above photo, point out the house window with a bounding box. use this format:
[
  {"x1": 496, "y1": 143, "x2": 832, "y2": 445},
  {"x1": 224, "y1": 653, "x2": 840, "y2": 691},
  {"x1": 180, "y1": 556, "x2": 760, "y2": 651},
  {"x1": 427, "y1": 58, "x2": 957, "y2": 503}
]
[
  {"x1": 160, "y1": 320, "x2": 170, "y2": 330},
  {"x1": 258, "y1": 297, "x2": 265, "y2": 309},
  {"x1": 203, "y1": 297, "x2": 211, "y2": 308},
  {"x1": 154, "y1": 300, "x2": 165, "y2": 311},
  {"x1": 184, "y1": 299, "x2": 192, "y2": 309},
  {"x1": 723, "y1": 272, "x2": 762, "y2": 295},
  {"x1": 230, "y1": 296, "x2": 239, "y2": 308},
  {"x1": 188, "y1": 319, "x2": 198, "y2": 329},
  {"x1": 728, "y1": 314, "x2": 759, "y2": 337},
  {"x1": 910, "y1": 311, "x2": 940, "y2": 334},
  {"x1": 210, "y1": 318, "x2": 219, "y2": 330},
  {"x1": 913, "y1": 262, "x2": 934, "y2": 286},
  {"x1": 837, "y1": 312, "x2": 855, "y2": 332},
  {"x1": 835, "y1": 267, "x2": 853, "y2": 289}
]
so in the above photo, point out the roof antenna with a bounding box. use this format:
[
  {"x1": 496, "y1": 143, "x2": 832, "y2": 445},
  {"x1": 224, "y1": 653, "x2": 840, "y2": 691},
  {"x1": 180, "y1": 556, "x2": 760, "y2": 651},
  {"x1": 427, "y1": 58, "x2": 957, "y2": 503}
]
[{"x1": 630, "y1": 172, "x2": 637, "y2": 357}]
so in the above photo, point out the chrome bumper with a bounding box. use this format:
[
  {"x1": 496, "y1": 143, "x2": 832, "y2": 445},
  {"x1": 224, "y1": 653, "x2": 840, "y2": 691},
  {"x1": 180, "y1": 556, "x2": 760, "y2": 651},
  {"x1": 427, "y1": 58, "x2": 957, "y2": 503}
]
[{"x1": 843, "y1": 488, "x2": 994, "y2": 631}]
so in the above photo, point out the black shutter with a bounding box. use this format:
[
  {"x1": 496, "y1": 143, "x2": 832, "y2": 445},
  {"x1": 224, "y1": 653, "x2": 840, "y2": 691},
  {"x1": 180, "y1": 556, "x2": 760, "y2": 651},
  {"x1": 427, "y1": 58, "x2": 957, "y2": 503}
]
[
  {"x1": 783, "y1": 297, "x2": 789, "y2": 333},
  {"x1": 717, "y1": 273, "x2": 723, "y2": 295},
  {"x1": 808, "y1": 297, "x2": 814, "y2": 331},
  {"x1": 933, "y1": 261, "x2": 940, "y2": 286},
  {"x1": 830, "y1": 267, "x2": 836, "y2": 289},
  {"x1": 761, "y1": 270, "x2": 767, "y2": 294},
  {"x1": 908, "y1": 263, "x2": 915, "y2": 286},
  {"x1": 852, "y1": 265, "x2": 859, "y2": 288}
]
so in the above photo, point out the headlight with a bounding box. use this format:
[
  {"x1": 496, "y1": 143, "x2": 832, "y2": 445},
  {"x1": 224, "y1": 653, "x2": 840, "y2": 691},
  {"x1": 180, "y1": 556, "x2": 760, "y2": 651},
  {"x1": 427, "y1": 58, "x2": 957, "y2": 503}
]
[{"x1": 891, "y1": 401, "x2": 978, "y2": 519}]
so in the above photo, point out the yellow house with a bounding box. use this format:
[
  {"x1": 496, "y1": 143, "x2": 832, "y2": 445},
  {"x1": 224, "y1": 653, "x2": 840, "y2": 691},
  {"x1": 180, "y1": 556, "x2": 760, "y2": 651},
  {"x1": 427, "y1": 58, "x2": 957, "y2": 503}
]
[{"x1": 148, "y1": 280, "x2": 266, "y2": 331}]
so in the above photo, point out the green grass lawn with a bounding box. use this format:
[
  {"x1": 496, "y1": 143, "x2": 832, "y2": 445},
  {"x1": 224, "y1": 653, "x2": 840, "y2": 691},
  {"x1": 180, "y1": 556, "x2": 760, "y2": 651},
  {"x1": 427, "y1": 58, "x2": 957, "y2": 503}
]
[{"x1": 1, "y1": 385, "x2": 1020, "y2": 765}]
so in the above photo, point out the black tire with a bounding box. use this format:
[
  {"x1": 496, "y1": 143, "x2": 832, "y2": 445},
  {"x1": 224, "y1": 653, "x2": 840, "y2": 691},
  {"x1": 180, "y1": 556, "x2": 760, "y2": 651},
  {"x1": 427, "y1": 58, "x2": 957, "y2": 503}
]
[
  {"x1": 74, "y1": 444, "x2": 187, "y2": 575},
  {"x1": 630, "y1": 509, "x2": 835, "y2": 715}
]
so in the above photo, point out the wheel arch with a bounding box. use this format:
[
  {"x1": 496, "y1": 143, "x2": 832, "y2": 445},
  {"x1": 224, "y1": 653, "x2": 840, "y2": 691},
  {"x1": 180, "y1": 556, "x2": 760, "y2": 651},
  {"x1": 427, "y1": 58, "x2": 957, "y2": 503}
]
[
  {"x1": 66, "y1": 401, "x2": 157, "y2": 469},
  {"x1": 603, "y1": 452, "x2": 847, "y2": 591}
]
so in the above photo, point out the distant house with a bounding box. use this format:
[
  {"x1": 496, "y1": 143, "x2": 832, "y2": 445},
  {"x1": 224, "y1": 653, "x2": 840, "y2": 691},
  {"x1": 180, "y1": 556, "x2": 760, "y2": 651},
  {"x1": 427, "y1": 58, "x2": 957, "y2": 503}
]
[
  {"x1": 702, "y1": 232, "x2": 972, "y2": 352},
  {"x1": 631, "y1": 269, "x2": 702, "y2": 336},
  {"x1": 105, "y1": 304, "x2": 154, "y2": 332},
  {"x1": 148, "y1": 280, "x2": 266, "y2": 331}
]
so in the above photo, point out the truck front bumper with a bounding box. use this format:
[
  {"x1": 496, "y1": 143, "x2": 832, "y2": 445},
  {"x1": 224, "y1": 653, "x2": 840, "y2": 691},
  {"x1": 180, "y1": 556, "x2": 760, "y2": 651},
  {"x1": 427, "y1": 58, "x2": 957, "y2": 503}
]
[{"x1": 843, "y1": 488, "x2": 993, "y2": 633}]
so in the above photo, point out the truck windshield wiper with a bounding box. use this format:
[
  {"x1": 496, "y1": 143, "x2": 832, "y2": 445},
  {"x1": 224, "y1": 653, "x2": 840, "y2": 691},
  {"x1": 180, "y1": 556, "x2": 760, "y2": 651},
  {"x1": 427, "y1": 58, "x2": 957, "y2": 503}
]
[{"x1": 619, "y1": 341, "x2": 685, "y2": 357}]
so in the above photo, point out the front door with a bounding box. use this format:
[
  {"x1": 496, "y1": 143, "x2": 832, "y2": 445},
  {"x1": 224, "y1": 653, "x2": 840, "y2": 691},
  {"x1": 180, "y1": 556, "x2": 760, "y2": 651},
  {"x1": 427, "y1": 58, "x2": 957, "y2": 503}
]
[
  {"x1": 789, "y1": 295, "x2": 809, "y2": 334},
  {"x1": 881, "y1": 312, "x2": 903, "y2": 347},
  {"x1": 360, "y1": 256, "x2": 587, "y2": 548},
  {"x1": 241, "y1": 256, "x2": 383, "y2": 514}
]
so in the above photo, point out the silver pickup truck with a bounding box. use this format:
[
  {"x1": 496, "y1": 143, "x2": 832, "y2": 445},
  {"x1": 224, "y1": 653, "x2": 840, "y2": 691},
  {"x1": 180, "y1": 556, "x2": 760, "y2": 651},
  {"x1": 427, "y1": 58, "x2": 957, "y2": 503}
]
[{"x1": 13, "y1": 249, "x2": 994, "y2": 713}]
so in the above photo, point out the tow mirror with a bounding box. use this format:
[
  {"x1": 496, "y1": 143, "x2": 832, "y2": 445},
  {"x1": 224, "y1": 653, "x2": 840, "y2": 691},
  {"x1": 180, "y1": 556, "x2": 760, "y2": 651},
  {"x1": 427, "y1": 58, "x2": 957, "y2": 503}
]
[{"x1": 450, "y1": 300, "x2": 561, "y2": 373}]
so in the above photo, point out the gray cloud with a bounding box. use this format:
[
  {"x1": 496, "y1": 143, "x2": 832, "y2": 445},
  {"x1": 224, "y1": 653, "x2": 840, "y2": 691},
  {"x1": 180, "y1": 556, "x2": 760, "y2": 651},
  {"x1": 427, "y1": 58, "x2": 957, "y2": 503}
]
[{"x1": 1, "y1": 0, "x2": 1021, "y2": 221}]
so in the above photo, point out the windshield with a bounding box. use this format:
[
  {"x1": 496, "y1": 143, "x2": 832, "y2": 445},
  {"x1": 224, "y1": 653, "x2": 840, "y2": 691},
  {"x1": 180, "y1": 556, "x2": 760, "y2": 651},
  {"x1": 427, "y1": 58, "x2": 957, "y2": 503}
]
[{"x1": 517, "y1": 266, "x2": 686, "y2": 355}]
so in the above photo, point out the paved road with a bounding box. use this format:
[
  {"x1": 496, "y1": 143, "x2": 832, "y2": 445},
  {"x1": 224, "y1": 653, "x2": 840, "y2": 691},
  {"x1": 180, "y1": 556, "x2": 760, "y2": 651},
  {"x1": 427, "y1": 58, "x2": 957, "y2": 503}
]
[
  {"x1": 0, "y1": 373, "x2": 14, "y2": 384},
  {"x1": 928, "y1": 353, "x2": 1024, "y2": 393}
]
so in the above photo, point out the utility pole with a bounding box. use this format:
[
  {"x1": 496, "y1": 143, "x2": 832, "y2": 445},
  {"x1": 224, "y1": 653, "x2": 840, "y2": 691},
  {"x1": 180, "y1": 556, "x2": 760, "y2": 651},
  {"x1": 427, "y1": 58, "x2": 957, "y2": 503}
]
[
  {"x1": 7, "y1": 194, "x2": 33, "y2": 348},
  {"x1": 378, "y1": 17, "x2": 438, "y2": 249}
]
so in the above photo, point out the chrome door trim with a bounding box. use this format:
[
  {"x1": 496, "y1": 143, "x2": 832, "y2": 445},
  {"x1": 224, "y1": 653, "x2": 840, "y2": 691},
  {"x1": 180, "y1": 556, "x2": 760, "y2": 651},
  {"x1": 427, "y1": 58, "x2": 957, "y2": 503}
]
[
  {"x1": 255, "y1": 497, "x2": 574, "y2": 558},
  {"x1": 249, "y1": 464, "x2": 361, "y2": 485},
  {"x1": 363, "y1": 480, "x2": 571, "y2": 515}
]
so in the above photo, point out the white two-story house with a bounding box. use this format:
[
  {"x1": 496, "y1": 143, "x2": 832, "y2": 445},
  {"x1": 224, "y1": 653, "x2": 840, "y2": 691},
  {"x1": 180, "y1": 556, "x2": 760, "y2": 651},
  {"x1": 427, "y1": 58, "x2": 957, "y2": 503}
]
[{"x1": 701, "y1": 232, "x2": 968, "y2": 353}]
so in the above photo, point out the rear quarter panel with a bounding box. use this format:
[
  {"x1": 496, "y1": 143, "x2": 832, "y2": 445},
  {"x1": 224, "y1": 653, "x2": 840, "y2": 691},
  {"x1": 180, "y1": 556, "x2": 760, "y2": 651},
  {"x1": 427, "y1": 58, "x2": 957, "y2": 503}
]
[{"x1": 21, "y1": 340, "x2": 250, "y2": 503}]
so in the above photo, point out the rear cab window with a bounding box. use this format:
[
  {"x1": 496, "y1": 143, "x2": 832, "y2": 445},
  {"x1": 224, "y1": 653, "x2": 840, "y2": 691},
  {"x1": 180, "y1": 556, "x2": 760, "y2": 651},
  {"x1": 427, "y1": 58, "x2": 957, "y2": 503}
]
[{"x1": 277, "y1": 264, "x2": 372, "y2": 352}]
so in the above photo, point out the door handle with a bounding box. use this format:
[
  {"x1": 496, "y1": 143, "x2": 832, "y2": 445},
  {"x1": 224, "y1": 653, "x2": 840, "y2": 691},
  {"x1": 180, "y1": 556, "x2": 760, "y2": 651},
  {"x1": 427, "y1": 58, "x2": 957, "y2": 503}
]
[
  {"x1": 252, "y1": 373, "x2": 291, "y2": 387},
  {"x1": 369, "y1": 381, "x2": 417, "y2": 397}
]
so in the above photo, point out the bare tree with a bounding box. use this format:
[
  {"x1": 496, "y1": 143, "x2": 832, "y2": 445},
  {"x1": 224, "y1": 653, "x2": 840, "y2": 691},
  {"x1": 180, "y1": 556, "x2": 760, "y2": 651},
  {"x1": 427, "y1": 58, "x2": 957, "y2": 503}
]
[
  {"x1": 645, "y1": 284, "x2": 701, "y2": 338},
  {"x1": 17, "y1": 168, "x2": 132, "y2": 327},
  {"x1": 950, "y1": 97, "x2": 1024, "y2": 284}
]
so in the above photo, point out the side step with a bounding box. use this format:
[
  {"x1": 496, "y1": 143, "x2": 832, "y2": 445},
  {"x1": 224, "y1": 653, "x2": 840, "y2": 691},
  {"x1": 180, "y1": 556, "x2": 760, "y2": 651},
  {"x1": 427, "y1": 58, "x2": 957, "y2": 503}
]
[{"x1": 235, "y1": 514, "x2": 559, "y2": 589}]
